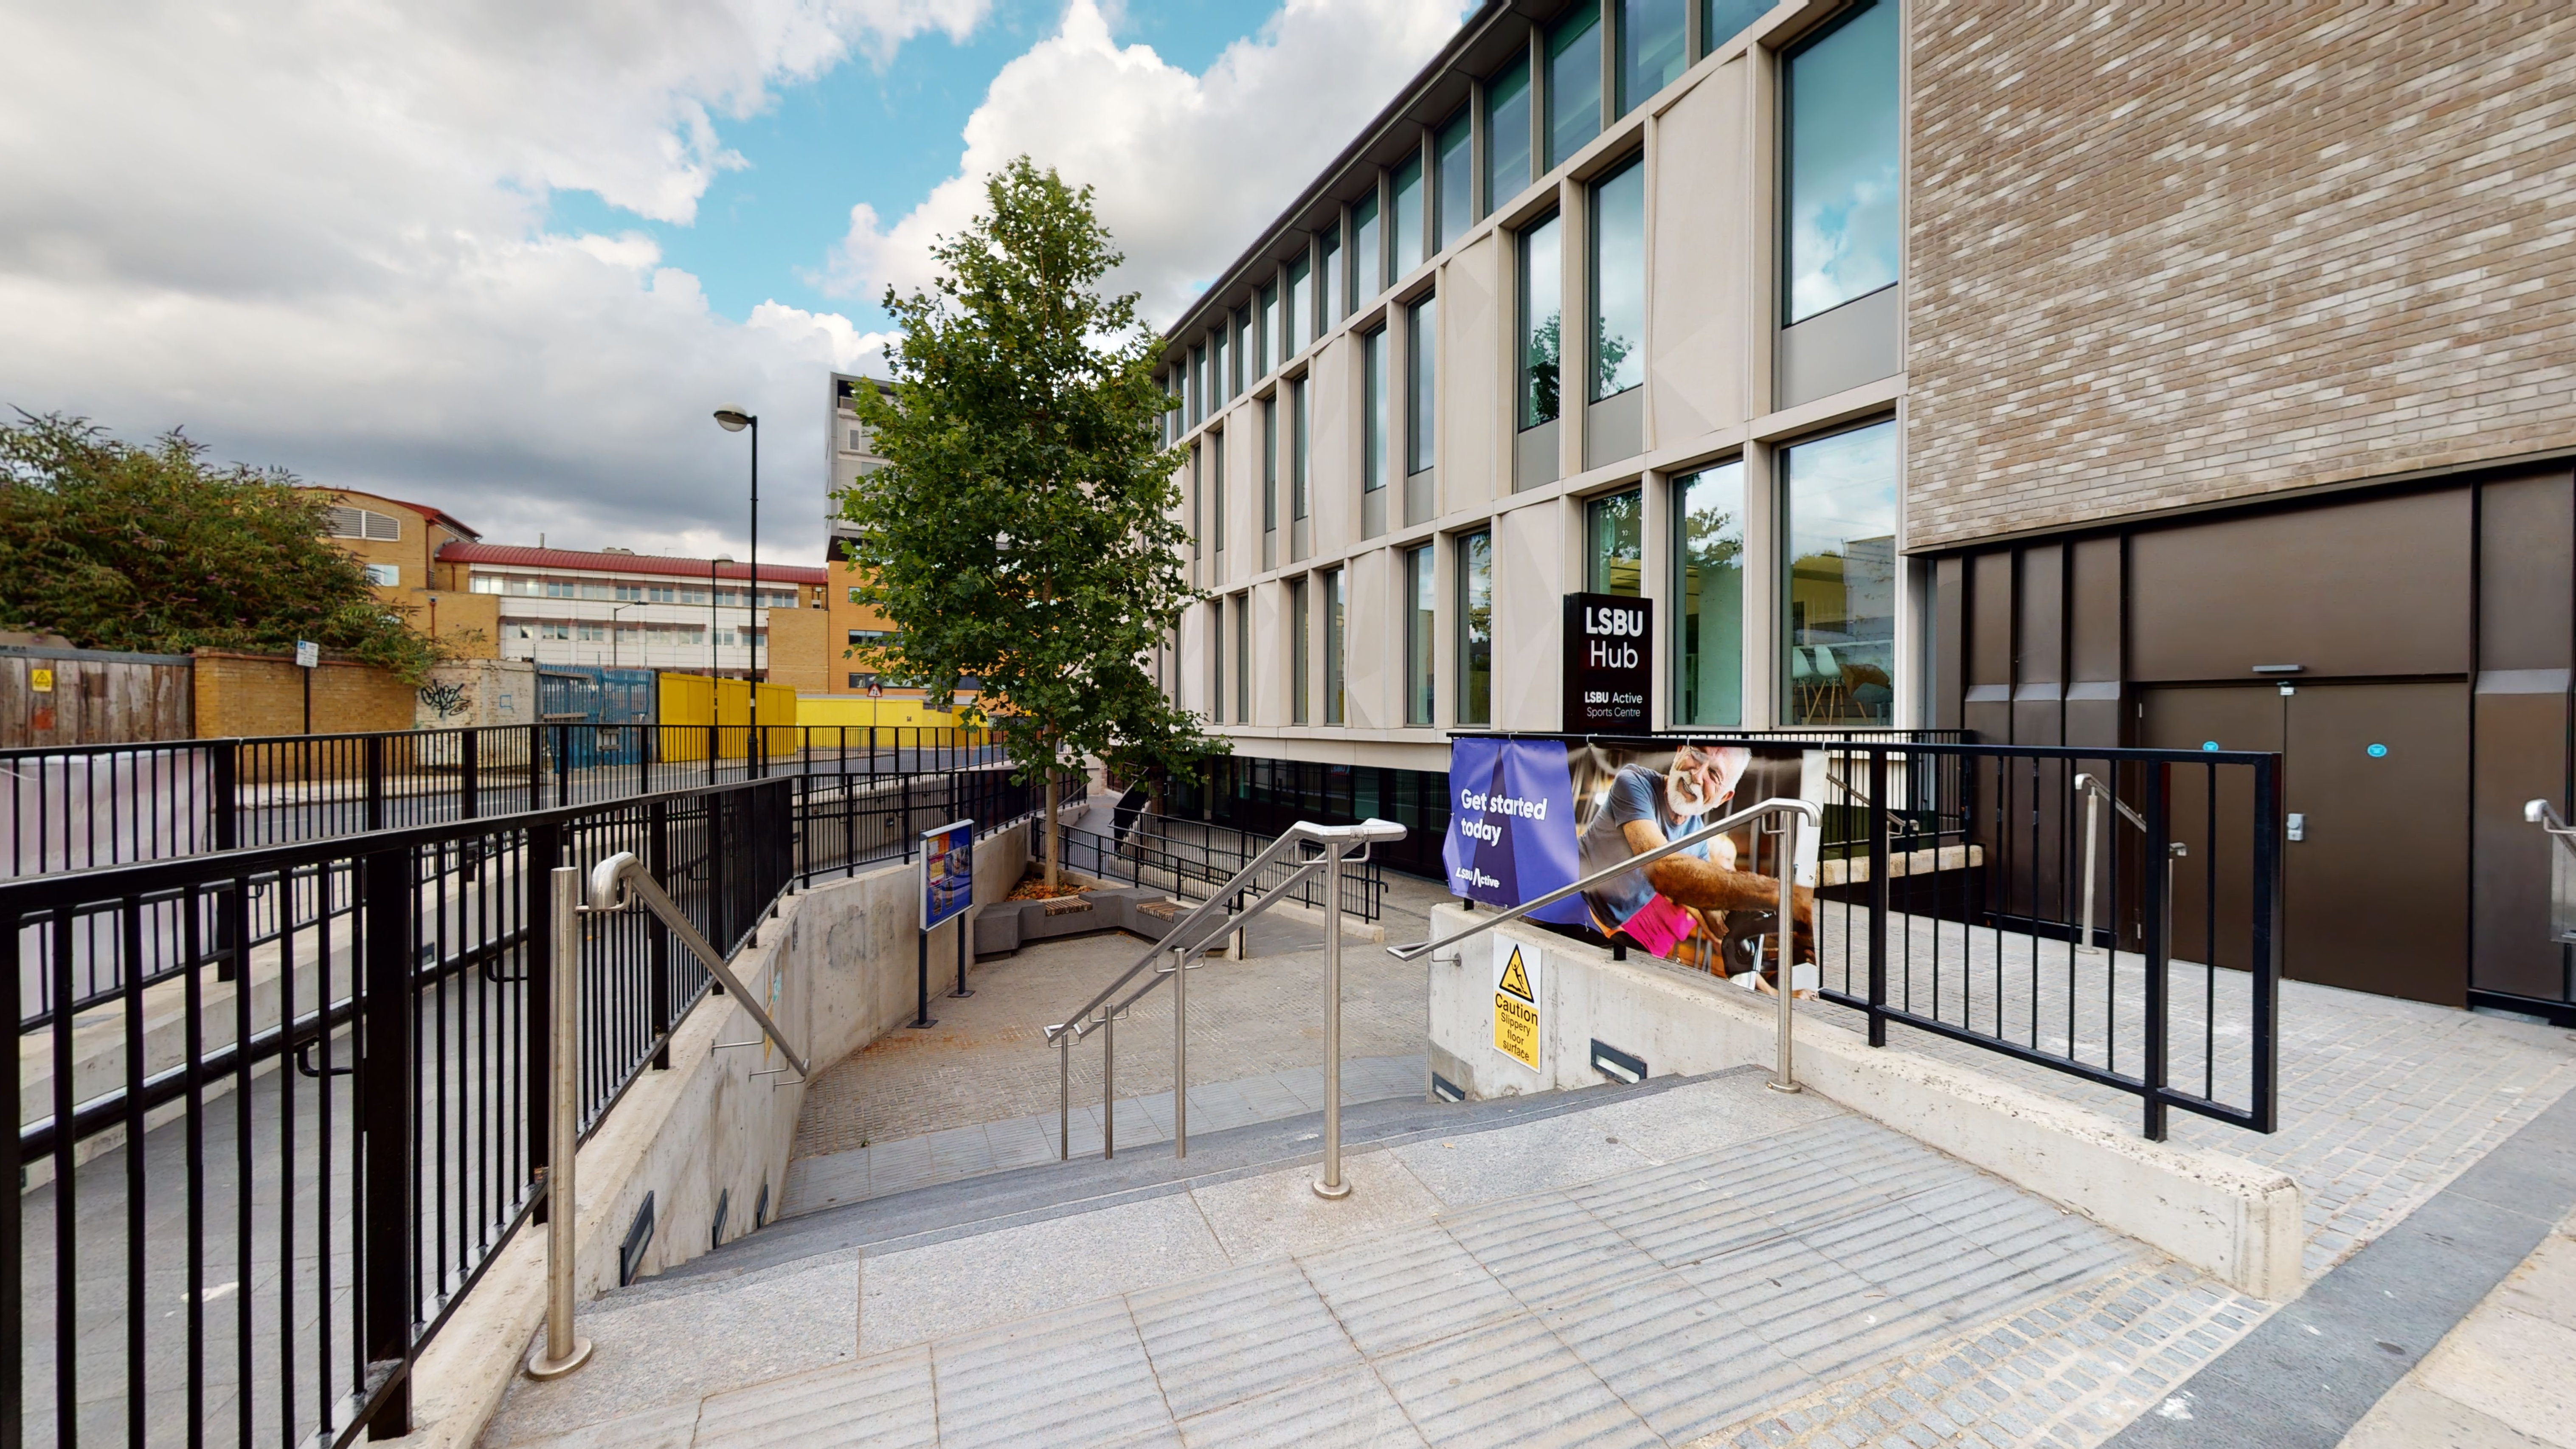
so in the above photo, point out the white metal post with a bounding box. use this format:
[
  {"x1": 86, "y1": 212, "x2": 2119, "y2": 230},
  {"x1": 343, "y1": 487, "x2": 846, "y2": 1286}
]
[
  {"x1": 1172, "y1": 944, "x2": 1188, "y2": 1159},
  {"x1": 1313, "y1": 840, "x2": 1352, "y2": 1199},
  {"x1": 2079, "y1": 779, "x2": 2104, "y2": 955},
  {"x1": 527, "y1": 866, "x2": 593, "y2": 1378},
  {"x1": 1768, "y1": 816, "x2": 1803, "y2": 1095}
]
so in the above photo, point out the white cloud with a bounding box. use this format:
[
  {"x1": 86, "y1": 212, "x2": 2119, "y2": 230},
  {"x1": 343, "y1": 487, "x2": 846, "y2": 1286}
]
[
  {"x1": 827, "y1": 0, "x2": 1464, "y2": 329},
  {"x1": 0, "y1": 0, "x2": 978, "y2": 556}
]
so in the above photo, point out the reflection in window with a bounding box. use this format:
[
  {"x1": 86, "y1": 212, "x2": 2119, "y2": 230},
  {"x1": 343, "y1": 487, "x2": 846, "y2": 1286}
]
[
  {"x1": 1783, "y1": 0, "x2": 1899, "y2": 323},
  {"x1": 1232, "y1": 306, "x2": 1250, "y2": 390},
  {"x1": 1620, "y1": 0, "x2": 1689, "y2": 113},
  {"x1": 1704, "y1": 0, "x2": 1771, "y2": 55},
  {"x1": 1486, "y1": 56, "x2": 1531, "y2": 208},
  {"x1": 1190, "y1": 444, "x2": 1202, "y2": 561},
  {"x1": 1325, "y1": 568, "x2": 1346, "y2": 724},
  {"x1": 1210, "y1": 329, "x2": 1229, "y2": 407},
  {"x1": 1363, "y1": 328, "x2": 1389, "y2": 493},
  {"x1": 1283, "y1": 255, "x2": 1310, "y2": 357},
  {"x1": 1586, "y1": 490, "x2": 1642, "y2": 596},
  {"x1": 1435, "y1": 108, "x2": 1473, "y2": 248},
  {"x1": 1392, "y1": 155, "x2": 1424, "y2": 277},
  {"x1": 1209, "y1": 598, "x2": 1225, "y2": 723},
  {"x1": 1259, "y1": 283, "x2": 1279, "y2": 374},
  {"x1": 1457, "y1": 529, "x2": 1494, "y2": 725},
  {"x1": 1589, "y1": 157, "x2": 1644, "y2": 402},
  {"x1": 1547, "y1": 5, "x2": 1602, "y2": 171},
  {"x1": 1783, "y1": 421, "x2": 1898, "y2": 724},
  {"x1": 1406, "y1": 544, "x2": 1436, "y2": 724},
  {"x1": 1291, "y1": 576, "x2": 1310, "y2": 724},
  {"x1": 1235, "y1": 594, "x2": 1249, "y2": 722},
  {"x1": 1407, "y1": 296, "x2": 1437, "y2": 476},
  {"x1": 1212, "y1": 428, "x2": 1226, "y2": 552},
  {"x1": 1318, "y1": 231, "x2": 1341, "y2": 332},
  {"x1": 1262, "y1": 398, "x2": 1278, "y2": 534},
  {"x1": 1351, "y1": 192, "x2": 1381, "y2": 304},
  {"x1": 1189, "y1": 345, "x2": 1204, "y2": 426},
  {"x1": 1291, "y1": 377, "x2": 1310, "y2": 520},
  {"x1": 1519, "y1": 214, "x2": 1562, "y2": 431},
  {"x1": 1675, "y1": 462, "x2": 1744, "y2": 726}
]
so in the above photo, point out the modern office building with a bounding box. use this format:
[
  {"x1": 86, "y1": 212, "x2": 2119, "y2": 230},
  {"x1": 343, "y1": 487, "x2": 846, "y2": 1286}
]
[{"x1": 1156, "y1": 0, "x2": 2576, "y2": 1015}]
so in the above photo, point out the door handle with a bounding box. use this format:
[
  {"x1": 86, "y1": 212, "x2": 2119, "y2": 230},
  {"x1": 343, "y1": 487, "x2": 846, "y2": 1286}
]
[{"x1": 2286, "y1": 813, "x2": 2305, "y2": 842}]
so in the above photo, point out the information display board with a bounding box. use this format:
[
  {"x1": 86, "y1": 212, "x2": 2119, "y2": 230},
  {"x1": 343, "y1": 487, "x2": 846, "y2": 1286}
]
[{"x1": 920, "y1": 820, "x2": 974, "y2": 931}]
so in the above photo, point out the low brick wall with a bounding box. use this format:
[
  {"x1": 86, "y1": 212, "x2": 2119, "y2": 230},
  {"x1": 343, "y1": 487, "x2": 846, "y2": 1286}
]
[{"x1": 194, "y1": 648, "x2": 415, "y2": 738}]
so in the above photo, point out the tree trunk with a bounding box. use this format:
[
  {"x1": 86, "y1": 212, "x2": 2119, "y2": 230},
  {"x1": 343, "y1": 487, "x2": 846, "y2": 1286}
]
[{"x1": 1043, "y1": 768, "x2": 1061, "y2": 890}]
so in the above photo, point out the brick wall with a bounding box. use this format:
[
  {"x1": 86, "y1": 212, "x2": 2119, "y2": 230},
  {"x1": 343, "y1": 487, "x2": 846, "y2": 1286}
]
[
  {"x1": 193, "y1": 649, "x2": 416, "y2": 738},
  {"x1": 1905, "y1": 3, "x2": 2576, "y2": 548}
]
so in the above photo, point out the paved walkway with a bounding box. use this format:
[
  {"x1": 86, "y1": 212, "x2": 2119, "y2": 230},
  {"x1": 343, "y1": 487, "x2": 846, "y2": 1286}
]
[
  {"x1": 2340, "y1": 1203, "x2": 2576, "y2": 1448},
  {"x1": 481, "y1": 1071, "x2": 2264, "y2": 1449}
]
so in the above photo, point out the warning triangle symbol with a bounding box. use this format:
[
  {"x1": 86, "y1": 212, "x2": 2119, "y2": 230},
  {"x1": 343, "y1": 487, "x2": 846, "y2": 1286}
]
[{"x1": 1498, "y1": 947, "x2": 1535, "y2": 1003}]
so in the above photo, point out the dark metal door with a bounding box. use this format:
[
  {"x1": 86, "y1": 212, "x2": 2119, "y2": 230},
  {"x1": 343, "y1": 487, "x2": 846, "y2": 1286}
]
[
  {"x1": 2285, "y1": 682, "x2": 2469, "y2": 1006},
  {"x1": 2139, "y1": 687, "x2": 2281, "y2": 973}
]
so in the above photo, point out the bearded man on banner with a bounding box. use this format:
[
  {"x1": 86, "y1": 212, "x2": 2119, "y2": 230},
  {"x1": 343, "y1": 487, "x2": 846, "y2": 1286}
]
[{"x1": 1574, "y1": 744, "x2": 1817, "y2": 987}]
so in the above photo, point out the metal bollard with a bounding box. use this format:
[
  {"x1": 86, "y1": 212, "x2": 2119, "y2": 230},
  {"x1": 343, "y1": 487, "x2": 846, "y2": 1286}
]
[
  {"x1": 1313, "y1": 840, "x2": 1353, "y2": 1199},
  {"x1": 527, "y1": 866, "x2": 594, "y2": 1378},
  {"x1": 1173, "y1": 944, "x2": 1189, "y2": 1159},
  {"x1": 1767, "y1": 816, "x2": 1803, "y2": 1096}
]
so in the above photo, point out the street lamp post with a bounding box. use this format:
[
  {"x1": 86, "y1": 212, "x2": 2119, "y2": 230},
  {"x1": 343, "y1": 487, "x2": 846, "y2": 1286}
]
[
  {"x1": 609, "y1": 602, "x2": 638, "y2": 670},
  {"x1": 714, "y1": 405, "x2": 760, "y2": 773}
]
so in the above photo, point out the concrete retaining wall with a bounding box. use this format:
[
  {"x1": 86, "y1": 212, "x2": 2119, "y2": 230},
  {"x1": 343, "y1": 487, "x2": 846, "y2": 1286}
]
[{"x1": 1424, "y1": 908, "x2": 2306, "y2": 1303}]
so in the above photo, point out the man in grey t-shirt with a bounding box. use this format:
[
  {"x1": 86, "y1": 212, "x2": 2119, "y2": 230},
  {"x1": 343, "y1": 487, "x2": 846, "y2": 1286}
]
[{"x1": 1577, "y1": 745, "x2": 1813, "y2": 979}]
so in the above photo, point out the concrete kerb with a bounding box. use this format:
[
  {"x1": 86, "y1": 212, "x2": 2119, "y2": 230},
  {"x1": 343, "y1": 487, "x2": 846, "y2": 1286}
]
[{"x1": 1420, "y1": 906, "x2": 2306, "y2": 1303}]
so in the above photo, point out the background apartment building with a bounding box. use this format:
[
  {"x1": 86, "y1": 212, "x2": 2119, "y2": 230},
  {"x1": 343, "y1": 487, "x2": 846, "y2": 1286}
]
[
  {"x1": 1158, "y1": 0, "x2": 2576, "y2": 1019},
  {"x1": 437, "y1": 543, "x2": 824, "y2": 678}
]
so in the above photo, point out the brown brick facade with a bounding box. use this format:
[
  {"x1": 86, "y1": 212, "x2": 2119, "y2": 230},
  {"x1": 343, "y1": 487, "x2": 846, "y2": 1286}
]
[
  {"x1": 193, "y1": 649, "x2": 416, "y2": 738},
  {"x1": 1904, "y1": 2, "x2": 2576, "y2": 548}
]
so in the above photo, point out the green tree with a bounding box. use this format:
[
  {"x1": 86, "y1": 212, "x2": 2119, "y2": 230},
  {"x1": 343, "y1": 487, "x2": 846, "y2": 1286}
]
[
  {"x1": 0, "y1": 412, "x2": 443, "y2": 681},
  {"x1": 838, "y1": 158, "x2": 1217, "y2": 886}
]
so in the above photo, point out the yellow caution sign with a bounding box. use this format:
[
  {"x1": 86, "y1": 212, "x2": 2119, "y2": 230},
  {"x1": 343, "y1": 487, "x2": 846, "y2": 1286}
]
[
  {"x1": 28, "y1": 668, "x2": 52, "y2": 694},
  {"x1": 1493, "y1": 940, "x2": 1542, "y2": 1070}
]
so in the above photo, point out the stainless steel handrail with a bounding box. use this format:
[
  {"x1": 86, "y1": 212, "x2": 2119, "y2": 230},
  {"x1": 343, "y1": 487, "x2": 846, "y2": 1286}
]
[
  {"x1": 2528, "y1": 799, "x2": 2576, "y2": 854},
  {"x1": 1043, "y1": 818, "x2": 1405, "y2": 1180},
  {"x1": 584, "y1": 850, "x2": 812, "y2": 1080},
  {"x1": 1385, "y1": 796, "x2": 1820, "y2": 1094}
]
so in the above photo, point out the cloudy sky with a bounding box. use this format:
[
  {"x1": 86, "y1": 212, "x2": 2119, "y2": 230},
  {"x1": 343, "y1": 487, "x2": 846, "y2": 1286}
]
[{"x1": 0, "y1": 0, "x2": 1465, "y2": 562}]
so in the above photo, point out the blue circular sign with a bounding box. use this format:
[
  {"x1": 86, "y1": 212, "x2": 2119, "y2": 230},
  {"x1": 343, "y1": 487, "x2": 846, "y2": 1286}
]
[
  {"x1": 2202, "y1": 740, "x2": 2220, "y2": 752},
  {"x1": 2367, "y1": 742, "x2": 2389, "y2": 758}
]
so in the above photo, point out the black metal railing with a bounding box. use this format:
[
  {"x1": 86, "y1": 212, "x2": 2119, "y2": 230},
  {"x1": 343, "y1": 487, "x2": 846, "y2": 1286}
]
[
  {"x1": 1783, "y1": 739, "x2": 2281, "y2": 1140},
  {"x1": 0, "y1": 723, "x2": 1019, "y2": 879},
  {"x1": 1056, "y1": 811, "x2": 1384, "y2": 922},
  {"x1": 4, "y1": 755, "x2": 1061, "y2": 1447}
]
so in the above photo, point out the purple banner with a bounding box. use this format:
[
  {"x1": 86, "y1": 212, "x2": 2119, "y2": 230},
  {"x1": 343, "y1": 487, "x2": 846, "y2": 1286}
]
[{"x1": 1443, "y1": 737, "x2": 1587, "y2": 925}]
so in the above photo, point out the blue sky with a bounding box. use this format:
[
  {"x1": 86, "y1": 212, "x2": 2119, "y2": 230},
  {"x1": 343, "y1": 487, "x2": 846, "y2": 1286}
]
[{"x1": 547, "y1": 1, "x2": 1276, "y2": 333}]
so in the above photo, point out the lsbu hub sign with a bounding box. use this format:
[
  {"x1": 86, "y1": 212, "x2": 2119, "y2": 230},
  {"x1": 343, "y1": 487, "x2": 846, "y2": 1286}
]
[{"x1": 1562, "y1": 592, "x2": 1651, "y2": 732}]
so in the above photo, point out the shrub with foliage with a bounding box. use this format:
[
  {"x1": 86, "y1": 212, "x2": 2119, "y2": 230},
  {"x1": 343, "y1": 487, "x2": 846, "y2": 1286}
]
[{"x1": 0, "y1": 412, "x2": 442, "y2": 681}]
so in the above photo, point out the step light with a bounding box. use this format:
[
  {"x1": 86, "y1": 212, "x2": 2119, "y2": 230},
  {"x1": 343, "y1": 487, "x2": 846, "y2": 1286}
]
[
  {"x1": 1591, "y1": 1039, "x2": 1648, "y2": 1085},
  {"x1": 1431, "y1": 1072, "x2": 1466, "y2": 1103},
  {"x1": 619, "y1": 1191, "x2": 657, "y2": 1287}
]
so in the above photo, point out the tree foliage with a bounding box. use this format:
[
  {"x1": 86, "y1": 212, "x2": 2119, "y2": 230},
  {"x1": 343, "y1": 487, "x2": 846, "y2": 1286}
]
[
  {"x1": 838, "y1": 158, "x2": 1217, "y2": 785},
  {"x1": 0, "y1": 412, "x2": 442, "y2": 681}
]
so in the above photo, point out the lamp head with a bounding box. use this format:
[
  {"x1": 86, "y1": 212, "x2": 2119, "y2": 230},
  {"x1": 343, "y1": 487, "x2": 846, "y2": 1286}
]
[{"x1": 713, "y1": 405, "x2": 754, "y2": 432}]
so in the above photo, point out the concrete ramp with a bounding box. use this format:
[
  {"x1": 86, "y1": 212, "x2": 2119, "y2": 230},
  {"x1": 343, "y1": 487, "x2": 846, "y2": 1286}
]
[{"x1": 478, "y1": 1069, "x2": 2258, "y2": 1449}]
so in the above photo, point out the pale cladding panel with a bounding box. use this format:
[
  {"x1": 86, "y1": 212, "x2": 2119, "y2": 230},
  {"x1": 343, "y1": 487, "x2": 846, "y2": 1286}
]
[
  {"x1": 1495, "y1": 504, "x2": 1564, "y2": 730},
  {"x1": 1650, "y1": 56, "x2": 1751, "y2": 445},
  {"x1": 1441, "y1": 235, "x2": 1502, "y2": 512},
  {"x1": 1905, "y1": 2, "x2": 2576, "y2": 548},
  {"x1": 1311, "y1": 332, "x2": 1353, "y2": 556},
  {"x1": 1345, "y1": 546, "x2": 1392, "y2": 731}
]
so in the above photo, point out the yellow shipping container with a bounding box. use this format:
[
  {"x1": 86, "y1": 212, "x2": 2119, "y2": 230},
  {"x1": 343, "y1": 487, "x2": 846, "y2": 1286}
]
[{"x1": 656, "y1": 673, "x2": 798, "y2": 760}]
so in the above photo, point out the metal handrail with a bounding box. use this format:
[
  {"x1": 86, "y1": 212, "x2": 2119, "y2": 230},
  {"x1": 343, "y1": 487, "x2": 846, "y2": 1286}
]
[
  {"x1": 2528, "y1": 799, "x2": 2576, "y2": 854},
  {"x1": 2072, "y1": 771, "x2": 2182, "y2": 956},
  {"x1": 1044, "y1": 817, "x2": 1405, "y2": 1182},
  {"x1": 2074, "y1": 771, "x2": 2149, "y2": 832},
  {"x1": 583, "y1": 850, "x2": 811, "y2": 1079}
]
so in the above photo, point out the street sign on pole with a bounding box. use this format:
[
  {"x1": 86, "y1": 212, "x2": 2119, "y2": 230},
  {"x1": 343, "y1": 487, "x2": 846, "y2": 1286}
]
[
  {"x1": 914, "y1": 819, "x2": 974, "y2": 1024},
  {"x1": 295, "y1": 640, "x2": 321, "y2": 669}
]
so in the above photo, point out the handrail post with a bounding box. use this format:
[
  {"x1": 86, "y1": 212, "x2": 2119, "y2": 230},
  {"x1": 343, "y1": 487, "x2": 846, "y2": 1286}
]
[
  {"x1": 1058, "y1": 1034, "x2": 1071, "y2": 1161},
  {"x1": 2142, "y1": 765, "x2": 2173, "y2": 1142},
  {"x1": 1866, "y1": 749, "x2": 1888, "y2": 1048},
  {"x1": 1313, "y1": 838, "x2": 1352, "y2": 1199},
  {"x1": 360, "y1": 845, "x2": 417, "y2": 1427},
  {"x1": 527, "y1": 865, "x2": 593, "y2": 1378},
  {"x1": 1172, "y1": 944, "x2": 1189, "y2": 1159},
  {"x1": 1102, "y1": 1010, "x2": 1115, "y2": 1160},
  {"x1": 2078, "y1": 772, "x2": 2104, "y2": 954},
  {"x1": 1767, "y1": 816, "x2": 1803, "y2": 1095}
]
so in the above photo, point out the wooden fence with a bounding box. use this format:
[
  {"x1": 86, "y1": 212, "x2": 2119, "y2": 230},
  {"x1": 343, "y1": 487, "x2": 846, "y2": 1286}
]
[{"x1": 0, "y1": 645, "x2": 193, "y2": 749}]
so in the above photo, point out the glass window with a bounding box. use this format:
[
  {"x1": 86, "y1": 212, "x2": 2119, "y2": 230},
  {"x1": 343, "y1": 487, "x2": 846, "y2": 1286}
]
[
  {"x1": 1783, "y1": 420, "x2": 1898, "y2": 724},
  {"x1": 1486, "y1": 56, "x2": 1532, "y2": 207},
  {"x1": 1325, "y1": 568, "x2": 1347, "y2": 724},
  {"x1": 1586, "y1": 489, "x2": 1642, "y2": 595},
  {"x1": 1290, "y1": 377, "x2": 1310, "y2": 520},
  {"x1": 1232, "y1": 306, "x2": 1251, "y2": 390},
  {"x1": 1408, "y1": 296, "x2": 1437, "y2": 475},
  {"x1": 1392, "y1": 155, "x2": 1424, "y2": 276},
  {"x1": 1457, "y1": 529, "x2": 1494, "y2": 724},
  {"x1": 1783, "y1": 0, "x2": 1900, "y2": 323},
  {"x1": 1675, "y1": 461, "x2": 1745, "y2": 726},
  {"x1": 1235, "y1": 594, "x2": 1250, "y2": 722},
  {"x1": 1547, "y1": 5, "x2": 1602, "y2": 171},
  {"x1": 1589, "y1": 156, "x2": 1645, "y2": 403},
  {"x1": 1259, "y1": 283, "x2": 1279, "y2": 374},
  {"x1": 1190, "y1": 444, "x2": 1203, "y2": 560},
  {"x1": 1363, "y1": 328, "x2": 1389, "y2": 493},
  {"x1": 1519, "y1": 213, "x2": 1563, "y2": 431},
  {"x1": 1212, "y1": 429, "x2": 1226, "y2": 550},
  {"x1": 1262, "y1": 399, "x2": 1279, "y2": 533},
  {"x1": 1434, "y1": 107, "x2": 1474, "y2": 248},
  {"x1": 1283, "y1": 255, "x2": 1310, "y2": 357},
  {"x1": 1406, "y1": 544, "x2": 1436, "y2": 724},
  {"x1": 1620, "y1": 0, "x2": 1688, "y2": 112},
  {"x1": 1704, "y1": 0, "x2": 1770, "y2": 55},
  {"x1": 1350, "y1": 192, "x2": 1381, "y2": 304},
  {"x1": 1291, "y1": 577, "x2": 1311, "y2": 724},
  {"x1": 1211, "y1": 328, "x2": 1230, "y2": 405},
  {"x1": 1190, "y1": 345, "x2": 1205, "y2": 426},
  {"x1": 1210, "y1": 598, "x2": 1225, "y2": 722},
  {"x1": 1318, "y1": 231, "x2": 1341, "y2": 332}
]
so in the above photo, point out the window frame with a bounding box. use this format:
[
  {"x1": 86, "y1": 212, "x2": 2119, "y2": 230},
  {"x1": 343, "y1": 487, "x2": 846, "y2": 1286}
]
[
  {"x1": 1405, "y1": 543, "x2": 1437, "y2": 726},
  {"x1": 1517, "y1": 211, "x2": 1564, "y2": 433},
  {"x1": 1587, "y1": 152, "x2": 1647, "y2": 405},
  {"x1": 1455, "y1": 528, "x2": 1495, "y2": 726}
]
